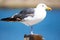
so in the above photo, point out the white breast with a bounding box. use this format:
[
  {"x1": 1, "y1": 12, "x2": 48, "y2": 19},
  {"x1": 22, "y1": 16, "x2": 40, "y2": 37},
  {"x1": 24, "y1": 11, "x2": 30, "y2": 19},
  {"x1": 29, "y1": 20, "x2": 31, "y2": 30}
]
[{"x1": 21, "y1": 8, "x2": 47, "y2": 26}]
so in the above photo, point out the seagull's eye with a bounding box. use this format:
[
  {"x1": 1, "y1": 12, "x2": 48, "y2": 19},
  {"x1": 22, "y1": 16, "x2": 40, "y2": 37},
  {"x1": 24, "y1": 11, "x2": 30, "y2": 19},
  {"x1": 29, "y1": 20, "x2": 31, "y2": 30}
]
[{"x1": 42, "y1": 5, "x2": 44, "y2": 7}]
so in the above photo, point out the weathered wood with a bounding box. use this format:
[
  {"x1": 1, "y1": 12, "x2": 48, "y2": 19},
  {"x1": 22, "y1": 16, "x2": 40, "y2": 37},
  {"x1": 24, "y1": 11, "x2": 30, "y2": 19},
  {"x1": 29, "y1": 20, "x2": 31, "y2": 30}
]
[{"x1": 24, "y1": 34, "x2": 43, "y2": 40}]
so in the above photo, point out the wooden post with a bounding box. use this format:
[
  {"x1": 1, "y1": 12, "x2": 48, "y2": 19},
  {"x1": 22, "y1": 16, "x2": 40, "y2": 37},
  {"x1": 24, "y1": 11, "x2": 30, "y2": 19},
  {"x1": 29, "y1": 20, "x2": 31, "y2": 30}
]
[{"x1": 24, "y1": 34, "x2": 44, "y2": 40}]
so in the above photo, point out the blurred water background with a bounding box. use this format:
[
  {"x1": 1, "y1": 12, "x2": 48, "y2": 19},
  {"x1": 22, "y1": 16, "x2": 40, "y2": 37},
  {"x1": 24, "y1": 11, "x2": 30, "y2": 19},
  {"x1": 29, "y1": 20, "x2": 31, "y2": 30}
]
[{"x1": 0, "y1": 8, "x2": 60, "y2": 40}]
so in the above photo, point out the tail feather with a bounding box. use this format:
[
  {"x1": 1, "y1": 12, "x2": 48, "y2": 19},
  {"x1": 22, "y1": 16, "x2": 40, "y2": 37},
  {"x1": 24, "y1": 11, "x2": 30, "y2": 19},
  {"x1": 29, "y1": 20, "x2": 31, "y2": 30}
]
[{"x1": 0, "y1": 17, "x2": 22, "y2": 22}]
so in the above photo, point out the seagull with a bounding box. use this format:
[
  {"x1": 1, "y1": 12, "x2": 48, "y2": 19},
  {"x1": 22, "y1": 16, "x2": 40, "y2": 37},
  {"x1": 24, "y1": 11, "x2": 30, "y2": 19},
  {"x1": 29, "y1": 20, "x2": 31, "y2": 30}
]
[{"x1": 0, "y1": 3, "x2": 52, "y2": 34}]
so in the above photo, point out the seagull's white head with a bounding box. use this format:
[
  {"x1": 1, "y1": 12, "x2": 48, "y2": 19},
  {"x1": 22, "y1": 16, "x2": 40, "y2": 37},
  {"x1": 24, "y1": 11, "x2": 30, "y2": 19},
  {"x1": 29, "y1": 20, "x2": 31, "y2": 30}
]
[{"x1": 36, "y1": 3, "x2": 52, "y2": 10}]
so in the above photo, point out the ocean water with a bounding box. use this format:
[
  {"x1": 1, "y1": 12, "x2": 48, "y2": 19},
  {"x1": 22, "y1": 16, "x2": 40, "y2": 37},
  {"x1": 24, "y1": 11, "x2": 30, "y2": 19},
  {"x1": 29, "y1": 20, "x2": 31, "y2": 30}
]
[{"x1": 0, "y1": 8, "x2": 60, "y2": 40}]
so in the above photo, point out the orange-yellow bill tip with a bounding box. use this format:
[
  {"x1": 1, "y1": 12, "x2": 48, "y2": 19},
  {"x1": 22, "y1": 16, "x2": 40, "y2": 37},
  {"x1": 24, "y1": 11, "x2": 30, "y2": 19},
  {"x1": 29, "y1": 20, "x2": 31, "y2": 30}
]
[{"x1": 46, "y1": 7, "x2": 52, "y2": 11}]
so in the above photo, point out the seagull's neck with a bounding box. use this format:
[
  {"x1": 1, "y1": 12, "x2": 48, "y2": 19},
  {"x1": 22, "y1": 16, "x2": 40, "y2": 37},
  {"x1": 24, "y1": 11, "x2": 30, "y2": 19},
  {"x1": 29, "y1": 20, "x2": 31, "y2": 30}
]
[
  {"x1": 35, "y1": 7, "x2": 45, "y2": 11},
  {"x1": 34, "y1": 7, "x2": 46, "y2": 19}
]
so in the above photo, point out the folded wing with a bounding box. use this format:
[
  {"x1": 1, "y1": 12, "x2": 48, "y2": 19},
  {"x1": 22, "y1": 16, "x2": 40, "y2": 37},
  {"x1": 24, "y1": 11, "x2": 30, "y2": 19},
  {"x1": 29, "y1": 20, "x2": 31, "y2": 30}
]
[{"x1": 0, "y1": 8, "x2": 34, "y2": 22}]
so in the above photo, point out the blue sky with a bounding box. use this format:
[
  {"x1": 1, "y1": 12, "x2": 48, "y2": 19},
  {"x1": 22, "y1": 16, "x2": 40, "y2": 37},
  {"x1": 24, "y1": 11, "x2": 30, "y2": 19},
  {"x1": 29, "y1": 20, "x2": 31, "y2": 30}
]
[{"x1": 0, "y1": 8, "x2": 60, "y2": 40}]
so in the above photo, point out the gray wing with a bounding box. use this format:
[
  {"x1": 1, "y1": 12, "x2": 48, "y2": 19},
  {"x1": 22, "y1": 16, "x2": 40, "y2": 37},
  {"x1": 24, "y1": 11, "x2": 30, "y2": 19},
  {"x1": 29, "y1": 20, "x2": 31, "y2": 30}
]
[
  {"x1": 13, "y1": 8, "x2": 34, "y2": 19},
  {"x1": 0, "y1": 8, "x2": 35, "y2": 21}
]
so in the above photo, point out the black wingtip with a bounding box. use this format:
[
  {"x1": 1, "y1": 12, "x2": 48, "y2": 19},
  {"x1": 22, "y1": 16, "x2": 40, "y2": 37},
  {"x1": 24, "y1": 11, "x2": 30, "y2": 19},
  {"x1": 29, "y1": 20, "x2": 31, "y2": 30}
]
[
  {"x1": 0, "y1": 19, "x2": 7, "y2": 21},
  {"x1": 0, "y1": 17, "x2": 11, "y2": 21},
  {"x1": 0, "y1": 17, "x2": 22, "y2": 22}
]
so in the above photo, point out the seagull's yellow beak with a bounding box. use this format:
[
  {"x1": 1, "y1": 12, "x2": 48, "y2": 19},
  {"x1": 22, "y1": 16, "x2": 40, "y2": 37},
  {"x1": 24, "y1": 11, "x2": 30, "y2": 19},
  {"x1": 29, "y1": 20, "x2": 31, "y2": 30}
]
[{"x1": 46, "y1": 6, "x2": 52, "y2": 11}]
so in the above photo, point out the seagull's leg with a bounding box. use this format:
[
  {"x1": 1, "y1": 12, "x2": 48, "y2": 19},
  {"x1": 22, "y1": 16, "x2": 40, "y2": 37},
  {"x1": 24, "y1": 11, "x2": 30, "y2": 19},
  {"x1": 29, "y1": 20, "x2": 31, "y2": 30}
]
[{"x1": 30, "y1": 26, "x2": 34, "y2": 34}]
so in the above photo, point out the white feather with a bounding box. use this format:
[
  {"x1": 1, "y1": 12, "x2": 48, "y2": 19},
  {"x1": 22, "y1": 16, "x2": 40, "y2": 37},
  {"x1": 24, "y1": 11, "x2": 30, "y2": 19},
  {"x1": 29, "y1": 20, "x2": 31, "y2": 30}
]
[{"x1": 21, "y1": 3, "x2": 47, "y2": 26}]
